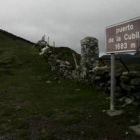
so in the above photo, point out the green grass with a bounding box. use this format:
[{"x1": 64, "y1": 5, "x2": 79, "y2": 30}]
[{"x1": 0, "y1": 31, "x2": 140, "y2": 139}]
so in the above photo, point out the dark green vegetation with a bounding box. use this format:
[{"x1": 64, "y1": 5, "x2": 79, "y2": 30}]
[
  {"x1": 53, "y1": 47, "x2": 81, "y2": 67},
  {"x1": 0, "y1": 29, "x2": 35, "y2": 45},
  {"x1": 0, "y1": 30, "x2": 140, "y2": 140}
]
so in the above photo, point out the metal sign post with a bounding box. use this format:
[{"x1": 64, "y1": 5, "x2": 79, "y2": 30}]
[
  {"x1": 106, "y1": 17, "x2": 140, "y2": 134},
  {"x1": 107, "y1": 53, "x2": 123, "y2": 116},
  {"x1": 110, "y1": 53, "x2": 115, "y2": 111}
]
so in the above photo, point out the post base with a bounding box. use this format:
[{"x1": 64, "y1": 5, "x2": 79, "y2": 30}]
[{"x1": 106, "y1": 110, "x2": 123, "y2": 116}]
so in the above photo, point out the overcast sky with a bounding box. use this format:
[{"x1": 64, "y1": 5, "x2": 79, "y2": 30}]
[{"x1": 0, "y1": 0, "x2": 140, "y2": 53}]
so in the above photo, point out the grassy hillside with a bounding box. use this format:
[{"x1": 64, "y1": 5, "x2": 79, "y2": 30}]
[
  {"x1": 0, "y1": 29, "x2": 34, "y2": 45},
  {"x1": 0, "y1": 30, "x2": 140, "y2": 139}
]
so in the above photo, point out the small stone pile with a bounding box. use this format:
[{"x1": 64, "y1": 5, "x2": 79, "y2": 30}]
[
  {"x1": 88, "y1": 65, "x2": 110, "y2": 86},
  {"x1": 40, "y1": 46, "x2": 75, "y2": 79}
]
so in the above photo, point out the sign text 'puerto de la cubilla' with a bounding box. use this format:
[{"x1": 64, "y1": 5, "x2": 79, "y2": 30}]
[{"x1": 106, "y1": 17, "x2": 140, "y2": 53}]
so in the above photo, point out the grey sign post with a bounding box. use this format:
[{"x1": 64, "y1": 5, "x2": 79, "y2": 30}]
[
  {"x1": 110, "y1": 53, "x2": 115, "y2": 111},
  {"x1": 106, "y1": 17, "x2": 140, "y2": 115}
]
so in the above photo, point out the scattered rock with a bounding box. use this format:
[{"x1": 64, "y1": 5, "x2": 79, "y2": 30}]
[
  {"x1": 56, "y1": 59, "x2": 63, "y2": 64},
  {"x1": 46, "y1": 81, "x2": 52, "y2": 84},
  {"x1": 122, "y1": 71, "x2": 129, "y2": 76},
  {"x1": 92, "y1": 76, "x2": 102, "y2": 81},
  {"x1": 131, "y1": 119, "x2": 135, "y2": 123},
  {"x1": 75, "y1": 89, "x2": 80, "y2": 91},
  {"x1": 122, "y1": 97, "x2": 134, "y2": 107},
  {"x1": 102, "y1": 110, "x2": 106, "y2": 112},
  {"x1": 125, "y1": 132, "x2": 129, "y2": 135},
  {"x1": 119, "y1": 97, "x2": 126, "y2": 102},
  {"x1": 64, "y1": 61, "x2": 70, "y2": 65},
  {"x1": 39, "y1": 46, "x2": 49, "y2": 55},
  {"x1": 125, "y1": 97, "x2": 133, "y2": 104}
]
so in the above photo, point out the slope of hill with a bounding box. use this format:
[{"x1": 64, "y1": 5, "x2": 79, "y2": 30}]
[
  {"x1": 0, "y1": 30, "x2": 139, "y2": 139},
  {"x1": 0, "y1": 29, "x2": 35, "y2": 45}
]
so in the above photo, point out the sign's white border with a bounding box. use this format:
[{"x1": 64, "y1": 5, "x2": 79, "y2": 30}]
[{"x1": 105, "y1": 16, "x2": 140, "y2": 54}]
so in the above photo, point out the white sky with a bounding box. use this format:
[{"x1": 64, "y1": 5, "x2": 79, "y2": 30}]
[{"x1": 0, "y1": 0, "x2": 140, "y2": 53}]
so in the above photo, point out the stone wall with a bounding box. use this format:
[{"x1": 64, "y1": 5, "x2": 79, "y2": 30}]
[
  {"x1": 37, "y1": 36, "x2": 140, "y2": 103},
  {"x1": 40, "y1": 46, "x2": 76, "y2": 80}
]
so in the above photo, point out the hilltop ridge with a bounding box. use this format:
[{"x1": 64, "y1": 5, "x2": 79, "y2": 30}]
[{"x1": 0, "y1": 29, "x2": 35, "y2": 45}]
